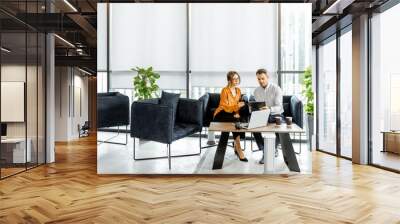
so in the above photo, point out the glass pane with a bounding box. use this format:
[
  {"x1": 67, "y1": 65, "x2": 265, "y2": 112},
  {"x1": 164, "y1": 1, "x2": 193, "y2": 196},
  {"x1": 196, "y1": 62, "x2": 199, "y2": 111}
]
[
  {"x1": 38, "y1": 33, "x2": 46, "y2": 165},
  {"x1": 190, "y1": 71, "x2": 277, "y2": 99},
  {"x1": 1, "y1": 30, "x2": 27, "y2": 177},
  {"x1": 190, "y1": 3, "x2": 278, "y2": 98},
  {"x1": 281, "y1": 72, "x2": 305, "y2": 99},
  {"x1": 371, "y1": 4, "x2": 400, "y2": 171},
  {"x1": 27, "y1": 31, "x2": 38, "y2": 169},
  {"x1": 109, "y1": 3, "x2": 187, "y2": 71},
  {"x1": 190, "y1": 3, "x2": 277, "y2": 72},
  {"x1": 317, "y1": 38, "x2": 337, "y2": 154},
  {"x1": 340, "y1": 30, "x2": 352, "y2": 158},
  {"x1": 280, "y1": 4, "x2": 312, "y2": 71}
]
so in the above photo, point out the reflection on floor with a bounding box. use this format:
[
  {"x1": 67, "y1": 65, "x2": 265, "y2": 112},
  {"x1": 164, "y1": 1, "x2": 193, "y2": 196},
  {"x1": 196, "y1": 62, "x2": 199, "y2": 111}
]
[
  {"x1": 373, "y1": 150, "x2": 400, "y2": 171},
  {"x1": 97, "y1": 131, "x2": 312, "y2": 174}
]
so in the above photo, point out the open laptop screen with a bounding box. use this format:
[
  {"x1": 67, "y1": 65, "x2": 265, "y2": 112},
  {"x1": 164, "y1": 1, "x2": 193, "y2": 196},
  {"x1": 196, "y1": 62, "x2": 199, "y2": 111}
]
[{"x1": 248, "y1": 102, "x2": 266, "y2": 112}]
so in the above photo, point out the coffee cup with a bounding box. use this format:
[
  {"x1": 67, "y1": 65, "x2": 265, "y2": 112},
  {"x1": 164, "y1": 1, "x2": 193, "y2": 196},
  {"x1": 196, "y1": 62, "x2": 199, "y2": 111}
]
[
  {"x1": 275, "y1": 116, "x2": 282, "y2": 126},
  {"x1": 286, "y1": 117, "x2": 293, "y2": 126}
]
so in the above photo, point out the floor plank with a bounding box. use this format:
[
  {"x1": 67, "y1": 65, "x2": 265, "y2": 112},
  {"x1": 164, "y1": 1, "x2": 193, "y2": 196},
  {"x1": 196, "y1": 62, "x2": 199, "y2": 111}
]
[{"x1": 1, "y1": 135, "x2": 400, "y2": 223}]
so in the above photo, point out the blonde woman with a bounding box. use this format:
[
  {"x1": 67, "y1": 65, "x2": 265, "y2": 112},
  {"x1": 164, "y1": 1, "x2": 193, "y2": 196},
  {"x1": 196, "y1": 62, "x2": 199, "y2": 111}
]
[{"x1": 213, "y1": 71, "x2": 248, "y2": 162}]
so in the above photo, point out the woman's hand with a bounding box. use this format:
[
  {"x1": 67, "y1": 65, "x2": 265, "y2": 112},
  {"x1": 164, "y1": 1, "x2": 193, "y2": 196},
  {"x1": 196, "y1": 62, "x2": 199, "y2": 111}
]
[
  {"x1": 234, "y1": 113, "x2": 240, "y2": 119},
  {"x1": 238, "y1": 102, "x2": 245, "y2": 108}
]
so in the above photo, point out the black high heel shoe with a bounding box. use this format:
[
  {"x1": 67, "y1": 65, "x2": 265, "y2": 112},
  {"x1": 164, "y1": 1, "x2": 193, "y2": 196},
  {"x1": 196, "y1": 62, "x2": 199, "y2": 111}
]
[{"x1": 234, "y1": 150, "x2": 248, "y2": 162}]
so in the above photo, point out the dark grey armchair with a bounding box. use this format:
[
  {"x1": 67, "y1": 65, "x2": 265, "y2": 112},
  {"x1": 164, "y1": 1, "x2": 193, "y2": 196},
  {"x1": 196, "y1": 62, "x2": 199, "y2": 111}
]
[
  {"x1": 97, "y1": 92, "x2": 130, "y2": 145},
  {"x1": 131, "y1": 98, "x2": 203, "y2": 169}
]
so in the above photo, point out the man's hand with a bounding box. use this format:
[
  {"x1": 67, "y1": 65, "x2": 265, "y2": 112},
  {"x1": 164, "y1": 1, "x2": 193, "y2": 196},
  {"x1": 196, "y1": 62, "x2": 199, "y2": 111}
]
[
  {"x1": 234, "y1": 113, "x2": 240, "y2": 119},
  {"x1": 238, "y1": 102, "x2": 245, "y2": 108}
]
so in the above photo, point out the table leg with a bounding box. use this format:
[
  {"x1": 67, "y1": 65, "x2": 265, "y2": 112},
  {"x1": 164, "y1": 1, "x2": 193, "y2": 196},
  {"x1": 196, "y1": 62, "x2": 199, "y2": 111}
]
[
  {"x1": 212, "y1": 132, "x2": 230, "y2": 170},
  {"x1": 278, "y1": 133, "x2": 301, "y2": 172}
]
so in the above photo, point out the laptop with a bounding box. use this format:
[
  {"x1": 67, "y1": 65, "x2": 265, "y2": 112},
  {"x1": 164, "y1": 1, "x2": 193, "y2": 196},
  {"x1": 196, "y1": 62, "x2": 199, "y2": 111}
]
[
  {"x1": 248, "y1": 101, "x2": 266, "y2": 112},
  {"x1": 239, "y1": 109, "x2": 270, "y2": 129}
]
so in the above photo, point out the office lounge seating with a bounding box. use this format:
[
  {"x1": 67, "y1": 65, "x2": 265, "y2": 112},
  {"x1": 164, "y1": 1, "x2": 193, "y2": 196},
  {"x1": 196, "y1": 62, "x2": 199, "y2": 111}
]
[
  {"x1": 199, "y1": 93, "x2": 249, "y2": 149},
  {"x1": 131, "y1": 97, "x2": 203, "y2": 170},
  {"x1": 97, "y1": 92, "x2": 130, "y2": 145}
]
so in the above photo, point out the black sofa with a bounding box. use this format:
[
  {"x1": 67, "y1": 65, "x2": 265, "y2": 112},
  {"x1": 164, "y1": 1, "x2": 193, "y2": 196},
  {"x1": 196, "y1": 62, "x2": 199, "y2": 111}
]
[
  {"x1": 130, "y1": 98, "x2": 203, "y2": 169},
  {"x1": 200, "y1": 93, "x2": 249, "y2": 128},
  {"x1": 97, "y1": 92, "x2": 130, "y2": 144}
]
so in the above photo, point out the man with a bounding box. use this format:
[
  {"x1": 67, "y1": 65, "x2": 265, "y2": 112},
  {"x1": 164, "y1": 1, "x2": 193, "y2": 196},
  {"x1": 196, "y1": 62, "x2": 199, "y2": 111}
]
[{"x1": 252, "y1": 69, "x2": 284, "y2": 164}]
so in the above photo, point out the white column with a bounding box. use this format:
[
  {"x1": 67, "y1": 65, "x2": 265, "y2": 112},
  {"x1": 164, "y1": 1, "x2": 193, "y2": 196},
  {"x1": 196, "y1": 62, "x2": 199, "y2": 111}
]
[
  {"x1": 352, "y1": 14, "x2": 369, "y2": 164},
  {"x1": 46, "y1": 33, "x2": 55, "y2": 163}
]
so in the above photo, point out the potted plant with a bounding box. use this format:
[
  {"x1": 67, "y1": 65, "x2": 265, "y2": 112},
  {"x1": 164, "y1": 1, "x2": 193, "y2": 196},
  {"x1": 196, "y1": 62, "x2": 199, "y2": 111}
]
[
  {"x1": 302, "y1": 66, "x2": 314, "y2": 151},
  {"x1": 132, "y1": 66, "x2": 160, "y2": 100}
]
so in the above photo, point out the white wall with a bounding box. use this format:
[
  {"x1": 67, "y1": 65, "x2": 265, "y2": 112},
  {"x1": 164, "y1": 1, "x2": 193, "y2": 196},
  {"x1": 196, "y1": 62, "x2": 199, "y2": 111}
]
[{"x1": 55, "y1": 67, "x2": 89, "y2": 141}]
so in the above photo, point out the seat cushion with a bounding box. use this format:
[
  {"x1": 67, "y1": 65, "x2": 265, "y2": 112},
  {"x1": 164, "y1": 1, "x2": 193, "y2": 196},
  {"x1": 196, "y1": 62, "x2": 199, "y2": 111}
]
[
  {"x1": 160, "y1": 91, "x2": 180, "y2": 123},
  {"x1": 173, "y1": 123, "x2": 200, "y2": 141}
]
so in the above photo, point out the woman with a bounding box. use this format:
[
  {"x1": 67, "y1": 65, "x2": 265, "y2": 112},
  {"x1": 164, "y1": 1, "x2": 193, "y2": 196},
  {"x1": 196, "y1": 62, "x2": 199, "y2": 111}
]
[{"x1": 213, "y1": 71, "x2": 248, "y2": 162}]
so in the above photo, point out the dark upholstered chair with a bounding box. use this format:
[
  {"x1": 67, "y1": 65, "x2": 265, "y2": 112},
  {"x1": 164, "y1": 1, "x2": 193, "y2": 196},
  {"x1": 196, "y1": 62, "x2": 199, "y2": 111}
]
[
  {"x1": 198, "y1": 93, "x2": 249, "y2": 149},
  {"x1": 131, "y1": 98, "x2": 203, "y2": 170},
  {"x1": 97, "y1": 92, "x2": 130, "y2": 145}
]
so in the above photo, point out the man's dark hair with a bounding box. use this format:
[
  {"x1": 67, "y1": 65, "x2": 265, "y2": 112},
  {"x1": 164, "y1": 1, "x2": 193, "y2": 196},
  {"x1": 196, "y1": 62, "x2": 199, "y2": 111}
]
[{"x1": 256, "y1": 68, "x2": 267, "y2": 76}]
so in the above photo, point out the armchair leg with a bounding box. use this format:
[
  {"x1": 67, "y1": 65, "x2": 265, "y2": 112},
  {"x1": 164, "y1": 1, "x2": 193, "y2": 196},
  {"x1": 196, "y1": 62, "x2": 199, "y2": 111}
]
[
  {"x1": 98, "y1": 125, "x2": 128, "y2": 145},
  {"x1": 168, "y1": 144, "x2": 171, "y2": 170},
  {"x1": 133, "y1": 138, "x2": 202, "y2": 170}
]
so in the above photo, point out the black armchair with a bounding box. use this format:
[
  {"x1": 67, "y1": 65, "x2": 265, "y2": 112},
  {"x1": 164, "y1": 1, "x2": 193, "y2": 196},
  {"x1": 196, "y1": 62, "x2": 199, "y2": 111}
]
[
  {"x1": 131, "y1": 98, "x2": 203, "y2": 170},
  {"x1": 97, "y1": 92, "x2": 130, "y2": 145}
]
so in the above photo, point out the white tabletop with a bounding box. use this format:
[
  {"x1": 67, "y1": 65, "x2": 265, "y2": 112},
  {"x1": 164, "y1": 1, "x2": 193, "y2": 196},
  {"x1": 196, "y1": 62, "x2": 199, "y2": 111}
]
[
  {"x1": 1, "y1": 138, "x2": 27, "y2": 143},
  {"x1": 209, "y1": 122, "x2": 304, "y2": 133}
]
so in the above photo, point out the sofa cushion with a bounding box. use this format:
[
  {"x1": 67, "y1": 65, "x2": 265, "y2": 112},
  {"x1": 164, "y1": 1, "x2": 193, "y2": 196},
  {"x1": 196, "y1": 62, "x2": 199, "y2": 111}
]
[
  {"x1": 208, "y1": 93, "x2": 221, "y2": 109},
  {"x1": 160, "y1": 91, "x2": 180, "y2": 123},
  {"x1": 173, "y1": 123, "x2": 200, "y2": 141}
]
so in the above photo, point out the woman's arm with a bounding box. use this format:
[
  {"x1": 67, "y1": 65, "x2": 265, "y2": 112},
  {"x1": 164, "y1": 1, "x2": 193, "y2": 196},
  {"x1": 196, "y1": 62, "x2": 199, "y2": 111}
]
[{"x1": 219, "y1": 88, "x2": 239, "y2": 113}]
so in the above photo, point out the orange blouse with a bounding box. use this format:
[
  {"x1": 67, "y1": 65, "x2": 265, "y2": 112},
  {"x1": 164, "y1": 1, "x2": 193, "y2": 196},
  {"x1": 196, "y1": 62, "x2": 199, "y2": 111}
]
[{"x1": 213, "y1": 87, "x2": 241, "y2": 117}]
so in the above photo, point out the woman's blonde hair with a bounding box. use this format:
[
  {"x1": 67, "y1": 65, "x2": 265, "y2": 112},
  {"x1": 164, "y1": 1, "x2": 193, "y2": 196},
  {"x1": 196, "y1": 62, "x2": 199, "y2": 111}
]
[{"x1": 226, "y1": 71, "x2": 240, "y2": 84}]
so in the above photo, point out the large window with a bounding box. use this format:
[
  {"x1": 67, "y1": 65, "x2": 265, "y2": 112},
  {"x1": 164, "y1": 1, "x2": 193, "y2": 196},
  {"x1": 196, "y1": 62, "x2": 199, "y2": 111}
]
[
  {"x1": 280, "y1": 4, "x2": 311, "y2": 99},
  {"x1": 98, "y1": 3, "x2": 311, "y2": 102},
  {"x1": 317, "y1": 37, "x2": 337, "y2": 154},
  {"x1": 371, "y1": 3, "x2": 400, "y2": 171},
  {"x1": 340, "y1": 29, "x2": 352, "y2": 158},
  {"x1": 190, "y1": 3, "x2": 277, "y2": 98}
]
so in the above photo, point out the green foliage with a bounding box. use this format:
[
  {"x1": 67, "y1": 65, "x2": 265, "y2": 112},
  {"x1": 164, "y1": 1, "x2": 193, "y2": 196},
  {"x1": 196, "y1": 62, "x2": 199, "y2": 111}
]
[
  {"x1": 132, "y1": 66, "x2": 160, "y2": 100},
  {"x1": 302, "y1": 66, "x2": 314, "y2": 115}
]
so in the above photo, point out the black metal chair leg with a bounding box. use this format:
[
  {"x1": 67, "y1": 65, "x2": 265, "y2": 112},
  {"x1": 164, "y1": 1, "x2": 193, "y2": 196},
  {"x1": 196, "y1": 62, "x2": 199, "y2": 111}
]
[{"x1": 168, "y1": 144, "x2": 171, "y2": 170}]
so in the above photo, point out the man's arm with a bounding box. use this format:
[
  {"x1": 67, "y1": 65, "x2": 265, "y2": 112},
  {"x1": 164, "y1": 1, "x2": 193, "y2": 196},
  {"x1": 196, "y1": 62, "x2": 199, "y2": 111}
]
[{"x1": 270, "y1": 86, "x2": 283, "y2": 114}]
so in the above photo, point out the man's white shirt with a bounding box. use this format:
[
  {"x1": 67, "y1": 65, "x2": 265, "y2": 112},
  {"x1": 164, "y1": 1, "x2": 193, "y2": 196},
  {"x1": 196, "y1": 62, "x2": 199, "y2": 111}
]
[{"x1": 253, "y1": 82, "x2": 284, "y2": 115}]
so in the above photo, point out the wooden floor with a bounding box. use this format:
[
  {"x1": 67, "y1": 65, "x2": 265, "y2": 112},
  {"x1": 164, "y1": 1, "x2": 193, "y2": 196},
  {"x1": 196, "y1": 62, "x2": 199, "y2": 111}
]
[{"x1": 1, "y1": 135, "x2": 400, "y2": 223}]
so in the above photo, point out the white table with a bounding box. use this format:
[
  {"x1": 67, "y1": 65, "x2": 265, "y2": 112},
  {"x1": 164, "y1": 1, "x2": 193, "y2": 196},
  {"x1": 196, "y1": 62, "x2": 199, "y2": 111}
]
[
  {"x1": 208, "y1": 122, "x2": 304, "y2": 173},
  {"x1": 1, "y1": 138, "x2": 31, "y2": 163}
]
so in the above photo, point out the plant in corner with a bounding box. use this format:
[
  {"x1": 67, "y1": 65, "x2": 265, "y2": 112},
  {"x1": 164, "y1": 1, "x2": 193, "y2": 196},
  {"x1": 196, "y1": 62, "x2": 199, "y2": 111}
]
[
  {"x1": 302, "y1": 66, "x2": 314, "y2": 151},
  {"x1": 132, "y1": 66, "x2": 160, "y2": 100}
]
